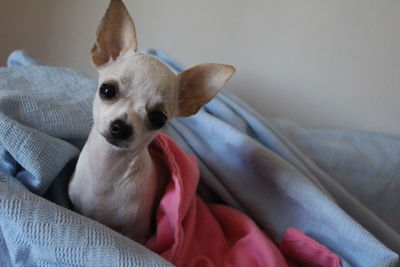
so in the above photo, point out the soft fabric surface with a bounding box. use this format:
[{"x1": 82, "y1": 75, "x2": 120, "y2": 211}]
[
  {"x1": 147, "y1": 133, "x2": 289, "y2": 266},
  {"x1": 280, "y1": 228, "x2": 341, "y2": 267},
  {"x1": 147, "y1": 133, "x2": 340, "y2": 266},
  {"x1": 0, "y1": 50, "x2": 398, "y2": 266}
]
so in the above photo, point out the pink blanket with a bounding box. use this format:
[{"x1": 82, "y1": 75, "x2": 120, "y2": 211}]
[{"x1": 146, "y1": 134, "x2": 341, "y2": 267}]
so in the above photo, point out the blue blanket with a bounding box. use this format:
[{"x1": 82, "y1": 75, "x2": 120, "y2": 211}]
[{"x1": 0, "y1": 50, "x2": 398, "y2": 266}]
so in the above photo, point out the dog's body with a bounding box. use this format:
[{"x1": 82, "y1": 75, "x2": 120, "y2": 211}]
[
  {"x1": 68, "y1": 0, "x2": 234, "y2": 243},
  {"x1": 69, "y1": 127, "x2": 160, "y2": 243}
]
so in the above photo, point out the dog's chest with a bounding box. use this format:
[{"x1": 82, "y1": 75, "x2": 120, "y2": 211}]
[
  {"x1": 86, "y1": 179, "x2": 141, "y2": 229},
  {"x1": 68, "y1": 128, "x2": 166, "y2": 243},
  {"x1": 72, "y1": 168, "x2": 154, "y2": 241},
  {"x1": 69, "y1": 139, "x2": 158, "y2": 242}
]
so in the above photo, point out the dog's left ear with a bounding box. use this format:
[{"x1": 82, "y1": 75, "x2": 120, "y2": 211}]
[
  {"x1": 91, "y1": 0, "x2": 137, "y2": 68},
  {"x1": 177, "y1": 64, "x2": 235, "y2": 117}
]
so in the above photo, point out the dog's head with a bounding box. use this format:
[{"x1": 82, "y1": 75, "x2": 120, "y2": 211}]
[{"x1": 91, "y1": 0, "x2": 235, "y2": 149}]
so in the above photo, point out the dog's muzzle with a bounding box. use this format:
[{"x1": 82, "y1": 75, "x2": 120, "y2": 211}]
[{"x1": 105, "y1": 119, "x2": 133, "y2": 146}]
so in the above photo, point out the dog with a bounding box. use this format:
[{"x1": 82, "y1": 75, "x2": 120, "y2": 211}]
[{"x1": 68, "y1": 0, "x2": 235, "y2": 244}]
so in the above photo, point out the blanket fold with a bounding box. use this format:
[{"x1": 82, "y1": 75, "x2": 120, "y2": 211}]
[{"x1": 146, "y1": 134, "x2": 341, "y2": 267}]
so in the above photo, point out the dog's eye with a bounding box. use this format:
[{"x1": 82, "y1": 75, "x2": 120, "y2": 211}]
[
  {"x1": 148, "y1": 111, "x2": 168, "y2": 129},
  {"x1": 99, "y1": 83, "x2": 118, "y2": 100}
]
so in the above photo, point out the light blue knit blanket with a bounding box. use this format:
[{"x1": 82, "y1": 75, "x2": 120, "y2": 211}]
[{"x1": 0, "y1": 50, "x2": 398, "y2": 266}]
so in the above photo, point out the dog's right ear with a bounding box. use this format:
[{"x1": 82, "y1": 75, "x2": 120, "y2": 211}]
[{"x1": 91, "y1": 0, "x2": 137, "y2": 69}]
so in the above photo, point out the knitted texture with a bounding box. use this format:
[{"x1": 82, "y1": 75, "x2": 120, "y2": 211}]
[{"x1": 0, "y1": 51, "x2": 170, "y2": 266}]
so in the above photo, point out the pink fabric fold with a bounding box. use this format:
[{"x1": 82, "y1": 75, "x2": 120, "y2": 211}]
[
  {"x1": 280, "y1": 228, "x2": 341, "y2": 267},
  {"x1": 146, "y1": 134, "x2": 341, "y2": 267}
]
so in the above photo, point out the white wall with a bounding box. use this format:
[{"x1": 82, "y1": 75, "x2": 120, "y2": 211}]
[{"x1": 1, "y1": 0, "x2": 399, "y2": 135}]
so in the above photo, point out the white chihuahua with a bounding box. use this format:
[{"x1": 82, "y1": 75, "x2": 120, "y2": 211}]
[{"x1": 68, "y1": 0, "x2": 235, "y2": 243}]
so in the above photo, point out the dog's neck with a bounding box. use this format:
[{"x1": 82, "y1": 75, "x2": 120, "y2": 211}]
[
  {"x1": 84, "y1": 129, "x2": 150, "y2": 183},
  {"x1": 69, "y1": 128, "x2": 162, "y2": 243}
]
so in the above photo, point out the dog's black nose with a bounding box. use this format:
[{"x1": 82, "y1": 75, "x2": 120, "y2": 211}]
[{"x1": 109, "y1": 120, "x2": 133, "y2": 141}]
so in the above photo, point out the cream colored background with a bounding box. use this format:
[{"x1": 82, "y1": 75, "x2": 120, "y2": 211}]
[{"x1": 1, "y1": 0, "x2": 399, "y2": 134}]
